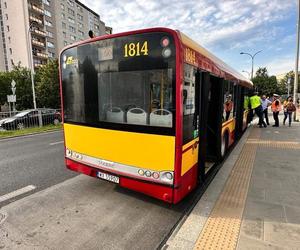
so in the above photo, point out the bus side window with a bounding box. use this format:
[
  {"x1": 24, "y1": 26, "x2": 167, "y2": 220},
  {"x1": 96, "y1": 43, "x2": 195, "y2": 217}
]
[{"x1": 183, "y1": 64, "x2": 196, "y2": 144}]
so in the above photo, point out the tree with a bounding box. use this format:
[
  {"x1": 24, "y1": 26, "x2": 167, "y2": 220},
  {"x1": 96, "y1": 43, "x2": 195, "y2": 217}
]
[
  {"x1": 35, "y1": 59, "x2": 60, "y2": 109},
  {"x1": 0, "y1": 65, "x2": 33, "y2": 111},
  {"x1": 279, "y1": 71, "x2": 300, "y2": 96},
  {"x1": 252, "y1": 67, "x2": 282, "y2": 96}
]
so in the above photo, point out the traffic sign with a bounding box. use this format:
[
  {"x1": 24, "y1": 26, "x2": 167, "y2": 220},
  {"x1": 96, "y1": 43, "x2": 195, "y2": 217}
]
[{"x1": 7, "y1": 95, "x2": 16, "y2": 103}]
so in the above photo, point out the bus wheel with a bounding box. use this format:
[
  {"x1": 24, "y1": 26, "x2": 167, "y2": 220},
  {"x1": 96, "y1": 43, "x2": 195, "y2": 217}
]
[{"x1": 221, "y1": 133, "x2": 228, "y2": 159}]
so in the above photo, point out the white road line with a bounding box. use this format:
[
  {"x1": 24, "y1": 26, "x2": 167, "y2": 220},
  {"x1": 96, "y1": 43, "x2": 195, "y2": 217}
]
[
  {"x1": 0, "y1": 185, "x2": 36, "y2": 203},
  {"x1": 49, "y1": 141, "x2": 64, "y2": 146}
]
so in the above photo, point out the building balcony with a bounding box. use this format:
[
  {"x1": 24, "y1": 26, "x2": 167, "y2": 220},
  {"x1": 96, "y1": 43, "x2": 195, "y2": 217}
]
[
  {"x1": 32, "y1": 29, "x2": 46, "y2": 37},
  {"x1": 34, "y1": 62, "x2": 45, "y2": 68},
  {"x1": 29, "y1": 4, "x2": 44, "y2": 15},
  {"x1": 33, "y1": 52, "x2": 48, "y2": 59},
  {"x1": 32, "y1": 39, "x2": 45, "y2": 47},
  {"x1": 29, "y1": 16, "x2": 43, "y2": 25}
]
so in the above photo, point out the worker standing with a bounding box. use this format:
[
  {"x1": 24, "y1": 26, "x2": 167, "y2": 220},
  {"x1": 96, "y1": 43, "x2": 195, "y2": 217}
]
[{"x1": 250, "y1": 92, "x2": 267, "y2": 128}]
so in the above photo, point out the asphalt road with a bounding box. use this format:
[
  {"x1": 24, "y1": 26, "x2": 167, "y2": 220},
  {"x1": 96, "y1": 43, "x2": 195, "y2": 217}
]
[
  {"x1": 0, "y1": 131, "x2": 199, "y2": 249},
  {"x1": 0, "y1": 131, "x2": 77, "y2": 206}
]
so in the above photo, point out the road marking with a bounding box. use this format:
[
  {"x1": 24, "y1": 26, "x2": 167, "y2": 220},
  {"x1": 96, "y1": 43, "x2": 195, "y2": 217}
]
[
  {"x1": 0, "y1": 185, "x2": 36, "y2": 203},
  {"x1": 0, "y1": 130, "x2": 62, "y2": 142},
  {"x1": 49, "y1": 141, "x2": 64, "y2": 146}
]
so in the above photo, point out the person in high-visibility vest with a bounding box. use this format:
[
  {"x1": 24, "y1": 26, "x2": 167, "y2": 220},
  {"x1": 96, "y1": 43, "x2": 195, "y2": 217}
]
[
  {"x1": 271, "y1": 94, "x2": 282, "y2": 127},
  {"x1": 250, "y1": 92, "x2": 267, "y2": 128}
]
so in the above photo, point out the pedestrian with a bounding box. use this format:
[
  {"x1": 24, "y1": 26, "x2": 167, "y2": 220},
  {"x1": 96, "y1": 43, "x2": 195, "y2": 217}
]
[
  {"x1": 224, "y1": 95, "x2": 233, "y2": 121},
  {"x1": 250, "y1": 91, "x2": 266, "y2": 128},
  {"x1": 282, "y1": 96, "x2": 291, "y2": 125},
  {"x1": 261, "y1": 95, "x2": 272, "y2": 125},
  {"x1": 271, "y1": 94, "x2": 282, "y2": 127},
  {"x1": 283, "y1": 97, "x2": 296, "y2": 126}
]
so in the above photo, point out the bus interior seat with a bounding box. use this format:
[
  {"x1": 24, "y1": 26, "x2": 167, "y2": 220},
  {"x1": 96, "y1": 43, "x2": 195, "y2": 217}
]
[
  {"x1": 150, "y1": 109, "x2": 172, "y2": 127},
  {"x1": 106, "y1": 107, "x2": 124, "y2": 123},
  {"x1": 127, "y1": 108, "x2": 147, "y2": 125}
]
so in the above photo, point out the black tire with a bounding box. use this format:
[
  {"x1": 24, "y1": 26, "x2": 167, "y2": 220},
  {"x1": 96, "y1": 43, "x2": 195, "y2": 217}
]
[{"x1": 220, "y1": 132, "x2": 229, "y2": 159}]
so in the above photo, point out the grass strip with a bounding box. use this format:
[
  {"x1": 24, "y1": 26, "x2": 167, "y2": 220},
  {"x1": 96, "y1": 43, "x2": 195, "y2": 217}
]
[{"x1": 0, "y1": 124, "x2": 62, "y2": 139}]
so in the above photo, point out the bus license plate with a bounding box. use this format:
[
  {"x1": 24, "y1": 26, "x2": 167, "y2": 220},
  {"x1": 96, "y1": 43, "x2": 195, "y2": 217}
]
[{"x1": 97, "y1": 172, "x2": 119, "y2": 184}]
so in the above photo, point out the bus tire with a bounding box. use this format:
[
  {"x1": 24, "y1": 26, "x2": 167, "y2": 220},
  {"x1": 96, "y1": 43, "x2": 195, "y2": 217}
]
[{"x1": 221, "y1": 132, "x2": 228, "y2": 159}]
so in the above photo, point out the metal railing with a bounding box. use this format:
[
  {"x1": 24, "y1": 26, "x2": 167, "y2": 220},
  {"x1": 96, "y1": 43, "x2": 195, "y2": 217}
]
[{"x1": 0, "y1": 109, "x2": 61, "y2": 131}]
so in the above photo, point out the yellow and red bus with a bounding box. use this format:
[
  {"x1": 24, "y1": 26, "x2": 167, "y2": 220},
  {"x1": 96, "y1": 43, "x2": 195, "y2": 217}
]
[{"x1": 59, "y1": 27, "x2": 252, "y2": 204}]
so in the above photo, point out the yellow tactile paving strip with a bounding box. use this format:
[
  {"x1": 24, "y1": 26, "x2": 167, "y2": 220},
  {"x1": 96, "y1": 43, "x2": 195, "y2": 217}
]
[
  {"x1": 247, "y1": 139, "x2": 300, "y2": 149},
  {"x1": 194, "y1": 128, "x2": 261, "y2": 250}
]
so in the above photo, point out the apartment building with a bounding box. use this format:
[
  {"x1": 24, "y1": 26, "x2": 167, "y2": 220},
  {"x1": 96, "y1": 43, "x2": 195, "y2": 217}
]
[{"x1": 0, "y1": 0, "x2": 108, "y2": 72}]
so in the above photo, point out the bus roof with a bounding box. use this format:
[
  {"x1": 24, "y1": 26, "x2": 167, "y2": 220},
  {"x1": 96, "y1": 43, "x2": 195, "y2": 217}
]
[{"x1": 178, "y1": 31, "x2": 253, "y2": 88}]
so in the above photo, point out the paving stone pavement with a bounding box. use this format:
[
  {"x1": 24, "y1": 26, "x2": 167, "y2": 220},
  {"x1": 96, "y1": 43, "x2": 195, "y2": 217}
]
[{"x1": 166, "y1": 115, "x2": 300, "y2": 250}]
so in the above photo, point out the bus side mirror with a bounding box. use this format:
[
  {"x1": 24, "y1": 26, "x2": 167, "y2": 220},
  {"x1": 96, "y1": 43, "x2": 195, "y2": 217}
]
[{"x1": 88, "y1": 30, "x2": 94, "y2": 39}]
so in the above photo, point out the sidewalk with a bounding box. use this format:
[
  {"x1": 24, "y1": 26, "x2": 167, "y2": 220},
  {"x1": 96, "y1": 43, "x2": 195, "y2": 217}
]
[{"x1": 165, "y1": 116, "x2": 300, "y2": 250}]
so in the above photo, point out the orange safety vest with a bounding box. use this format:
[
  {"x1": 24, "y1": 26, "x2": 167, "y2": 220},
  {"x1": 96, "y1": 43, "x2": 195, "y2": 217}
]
[{"x1": 271, "y1": 99, "x2": 282, "y2": 112}]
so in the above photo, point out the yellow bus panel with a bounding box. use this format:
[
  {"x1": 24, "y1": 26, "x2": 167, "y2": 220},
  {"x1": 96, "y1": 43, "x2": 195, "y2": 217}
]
[
  {"x1": 181, "y1": 138, "x2": 199, "y2": 176},
  {"x1": 64, "y1": 123, "x2": 175, "y2": 171}
]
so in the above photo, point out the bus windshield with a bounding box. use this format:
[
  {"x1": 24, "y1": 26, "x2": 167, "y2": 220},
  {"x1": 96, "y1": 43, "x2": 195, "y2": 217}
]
[{"x1": 60, "y1": 32, "x2": 176, "y2": 133}]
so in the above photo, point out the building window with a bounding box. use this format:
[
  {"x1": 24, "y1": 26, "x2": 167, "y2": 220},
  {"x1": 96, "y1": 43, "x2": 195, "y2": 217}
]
[
  {"x1": 5, "y1": 14, "x2": 8, "y2": 20},
  {"x1": 48, "y1": 51, "x2": 55, "y2": 58},
  {"x1": 43, "y1": 0, "x2": 50, "y2": 6},
  {"x1": 69, "y1": 25, "x2": 75, "y2": 33},
  {"x1": 9, "y1": 48, "x2": 12, "y2": 55},
  {"x1": 61, "y1": 3, "x2": 65, "y2": 10},
  {"x1": 47, "y1": 41, "x2": 54, "y2": 48},
  {"x1": 78, "y1": 30, "x2": 84, "y2": 37},
  {"x1": 77, "y1": 5, "x2": 82, "y2": 12},
  {"x1": 68, "y1": 17, "x2": 75, "y2": 24},
  {"x1": 6, "y1": 25, "x2": 9, "y2": 32},
  {"x1": 4, "y1": 2, "x2": 7, "y2": 8},
  {"x1": 94, "y1": 24, "x2": 99, "y2": 30},
  {"x1": 46, "y1": 31, "x2": 53, "y2": 38},
  {"x1": 70, "y1": 35, "x2": 76, "y2": 41},
  {"x1": 67, "y1": 0, "x2": 74, "y2": 6},
  {"x1": 78, "y1": 23, "x2": 83, "y2": 28},
  {"x1": 77, "y1": 14, "x2": 83, "y2": 21},
  {"x1": 63, "y1": 31, "x2": 66, "y2": 38},
  {"x1": 44, "y1": 10, "x2": 51, "y2": 17},
  {"x1": 62, "y1": 22, "x2": 66, "y2": 29},
  {"x1": 45, "y1": 20, "x2": 53, "y2": 27},
  {"x1": 68, "y1": 8, "x2": 75, "y2": 16},
  {"x1": 8, "y1": 36, "x2": 11, "y2": 43},
  {"x1": 61, "y1": 13, "x2": 65, "y2": 19},
  {"x1": 64, "y1": 41, "x2": 68, "y2": 46}
]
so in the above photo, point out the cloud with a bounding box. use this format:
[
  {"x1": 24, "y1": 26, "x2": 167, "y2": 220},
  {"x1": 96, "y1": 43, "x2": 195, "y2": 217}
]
[{"x1": 80, "y1": 0, "x2": 296, "y2": 75}]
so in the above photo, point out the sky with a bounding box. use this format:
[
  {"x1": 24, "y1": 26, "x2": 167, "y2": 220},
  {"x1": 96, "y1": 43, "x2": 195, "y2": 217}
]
[{"x1": 81, "y1": 0, "x2": 297, "y2": 78}]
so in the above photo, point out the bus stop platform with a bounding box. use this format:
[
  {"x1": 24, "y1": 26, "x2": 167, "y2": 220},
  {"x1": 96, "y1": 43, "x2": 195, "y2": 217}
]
[{"x1": 165, "y1": 117, "x2": 300, "y2": 250}]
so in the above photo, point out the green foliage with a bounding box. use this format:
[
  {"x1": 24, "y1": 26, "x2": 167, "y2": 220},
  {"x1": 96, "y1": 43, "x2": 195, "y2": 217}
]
[
  {"x1": 252, "y1": 67, "x2": 284, "y2": 96},
  {"x1": 0, "y1": 60, "x2": 60, "y2": 111},
  {"x1": 35, "y1": 59, "x2": 60, "y2": 109},
  {"x1": 279, "y1": 71, "x2": 300, "y2": 95},
  {"x1": 0, "y1": 65, "x2": 33, "y2": 111}
]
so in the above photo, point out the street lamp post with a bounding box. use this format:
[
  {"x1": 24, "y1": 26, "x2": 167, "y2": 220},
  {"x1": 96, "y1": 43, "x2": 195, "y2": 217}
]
[
  {"x1": 27, "y1": 21, "x2": 38, "y2": 110},
  {"x1": 240, "y1": 50, "x2": 262, "y2": 80}
]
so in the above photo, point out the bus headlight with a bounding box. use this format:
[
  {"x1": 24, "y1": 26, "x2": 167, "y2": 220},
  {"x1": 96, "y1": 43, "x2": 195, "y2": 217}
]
[
  {"x1": 161, "y1": 172, "x2": 173, "y2": 181},
  {"x1": 66, "y1": 148, "x2": 72, "y2": 157}
]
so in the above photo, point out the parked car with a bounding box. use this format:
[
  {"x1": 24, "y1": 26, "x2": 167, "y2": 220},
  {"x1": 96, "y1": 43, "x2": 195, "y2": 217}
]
[{"x1": 0, "y1": 109, "x2": 61, "y2": 130}]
